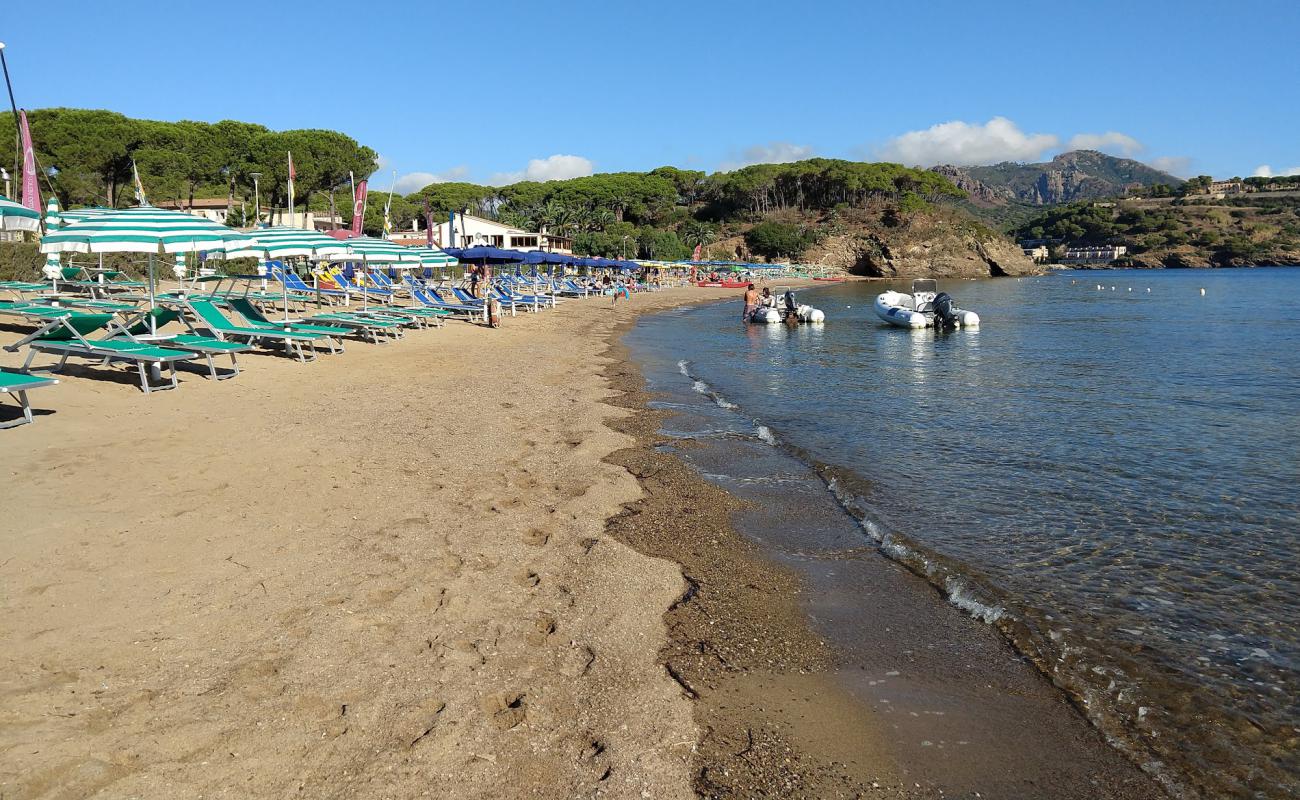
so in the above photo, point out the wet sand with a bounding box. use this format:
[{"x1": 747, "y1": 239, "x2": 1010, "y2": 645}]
[{"x1": 0, "y1": 281, "x2": 1162, "y2": 799}]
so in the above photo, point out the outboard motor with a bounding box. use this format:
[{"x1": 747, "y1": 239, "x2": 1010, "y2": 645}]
[{"x1": 932, "y1": 291, "x2": 959, "y2": 329}]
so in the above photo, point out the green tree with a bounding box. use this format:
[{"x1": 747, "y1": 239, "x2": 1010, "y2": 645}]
[{"x1": 744, "y1": 221, "x2": 809, "y2": 260}]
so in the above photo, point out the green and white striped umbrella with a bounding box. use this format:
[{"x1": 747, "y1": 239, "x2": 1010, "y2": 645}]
[
  {"x1": 225, "y1": 225, "x2": 351, "y2": 259},
  {"x1": 410, "y1": 246, "x2": 459, "y2": 267},
  {"x1": 0, "y1": 195, "x2": 41, "y2": 232},
  {"x1": 44, "y1": 204, "x2": 113, "y2": 231},
  {"x1": 40, "y1": 206, "x2": 257, "y2": 255},
  {"x1": 342, "y1": 235, "x2": 423, "y2": 264}
]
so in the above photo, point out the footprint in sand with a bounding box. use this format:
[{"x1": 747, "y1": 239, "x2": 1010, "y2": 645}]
[
  {"x1": 514, "y1": 569, "x2": 540, "y2": 588},
  {"x1": 522, "y1": 528, "x2": 550, "y2": 547},
  {"x1": 579, "y1": 737, "x2": 612, "y2": 782},
  {"x1": 408, "y1": 698, "x2": 447, "y2": 747},
  {"x1": 560, "y1": 644, "x2": 597, "y2": 679},
  {"x1": 480, "y1": 691, "x2": 527, "y2": 731},
  {"x1": 438, "y1": 639, "x2": 486, "y2": 669},
  {"x1": 525, "y1": 615, "x2": 556, "y2": 646}
]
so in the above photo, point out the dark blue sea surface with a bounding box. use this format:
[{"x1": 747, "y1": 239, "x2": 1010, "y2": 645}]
[{"x1": 625, "y1": 268, "x2": 1300, "y2": 799}]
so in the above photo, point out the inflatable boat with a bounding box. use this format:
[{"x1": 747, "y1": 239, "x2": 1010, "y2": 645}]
[
  {"x1": 748, "y1": 288, "x2": 826, "y2": 324},
  {"x1": 874, "y1": 279, "x2": 979, "y2": 329}
]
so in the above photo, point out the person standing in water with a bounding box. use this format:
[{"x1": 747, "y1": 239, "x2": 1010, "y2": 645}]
[{"x1": 742, "y1": 283, "x2": 758, "y2": 322}]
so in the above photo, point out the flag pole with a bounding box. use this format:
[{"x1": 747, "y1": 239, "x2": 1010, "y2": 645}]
[{"x1": 0, "y1": 43, "x2": 20, "y2": 193}]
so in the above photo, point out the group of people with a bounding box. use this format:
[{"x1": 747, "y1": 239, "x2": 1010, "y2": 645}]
[{"x1": 741, "y1": 283, "x2": 800, "y2": 325}]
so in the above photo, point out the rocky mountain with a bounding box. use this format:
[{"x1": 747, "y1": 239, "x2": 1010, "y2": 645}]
[{"x1": 932, "y1": 150, "x2": 1183, "y2": 209}]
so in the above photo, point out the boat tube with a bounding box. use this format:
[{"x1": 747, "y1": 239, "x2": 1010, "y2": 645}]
[{"x1": 874, "y1": 279, "x2": 979, "y2": 329}]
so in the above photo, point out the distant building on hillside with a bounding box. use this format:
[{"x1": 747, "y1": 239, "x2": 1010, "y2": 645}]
[
  {"x1": 1208, "y1": 180, "x2": 1245, "y2": 195},
  {"x1": 1062, "y1": 245, "x2": 1127, "y2": 263},
  {"x1": 1022, "y1": 245, "x2": 1050, "y2": 263},
  {"x1": 430, "y1": 212, "x2": 572, "y2": 254}
]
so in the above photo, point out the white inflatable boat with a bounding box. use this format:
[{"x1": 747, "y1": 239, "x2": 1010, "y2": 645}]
[
  {"x1": 874, "y1": 279, "x2": 979, "y2": 329},
  {"x1": 749, "y1": 288, "x2": 826, "y2": 325}
]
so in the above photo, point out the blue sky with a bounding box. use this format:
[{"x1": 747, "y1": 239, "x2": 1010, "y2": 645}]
[{"x1": 5, "y1": 0, "x2": 1298, "y2": 192}]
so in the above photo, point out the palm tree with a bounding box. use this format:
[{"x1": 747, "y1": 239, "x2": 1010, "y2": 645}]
[
  {"x1": 682, "y1": 222, "x2": 717, "y2": 248},
  {"x1": 591, "y1": 208, "x2": 616, "y2": 231}
]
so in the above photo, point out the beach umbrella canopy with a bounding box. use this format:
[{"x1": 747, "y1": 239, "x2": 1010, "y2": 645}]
[
  {"x1": 339, "y1": 236, "x2": 423, "y2": 264},
  {"x1": 225, "y1": 226, "x2": 351, "y2": 259},
  {"x1": 409, "y1": 246, "x2": 458, "y2": 267},
  {"x1": 458, "y1": 245, "x2": 525, "y2": 263},
  {"x1": 0, "y1": 195, "x2": 42, "y2": 232},
  {"x1": 40, "y1": 206, "x2": 256, "y2": 254},
  {"x1": 522, "y1": 251, "x2": 550, "y2": 265},
  {"x1": 44, "y1": 205, "x2": 113, "y2": 232}
]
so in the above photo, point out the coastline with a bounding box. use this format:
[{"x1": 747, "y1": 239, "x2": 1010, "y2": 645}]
[
  {"x1": 1, "y1": 282, "x2": 1160, "y2": 799},
  {"x1": 605, "y1": 295, "x2": 1169, "y2": 799}
]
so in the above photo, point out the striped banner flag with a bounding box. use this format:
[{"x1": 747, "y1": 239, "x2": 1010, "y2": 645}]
[{"x1": 19, "y1": 110, "x2": 40, "y2": 211}]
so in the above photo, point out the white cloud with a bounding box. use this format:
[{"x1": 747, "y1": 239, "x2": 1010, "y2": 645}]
[
  {"x1": 1253, "y1": 164, "x2": 1300, "y2": 178},
  {"x1": 875, "y1": 117, "x2": 1059, "y2": 166},
  {"x1": 392, "y1": 166, "x2": 470, "y2": 194},
  {"x1": 1067, "y1": 131, "x2": 1143, "y2": 157},
  {"x1": 718, "y1": 141, "x2": 815, "y2": 171},
  {"x1": 488, "y1": 154, "x2": 595, "y2": 186},
  {"x1": 1146, "y1": 156, "x2": 1192, "y2": 178}
]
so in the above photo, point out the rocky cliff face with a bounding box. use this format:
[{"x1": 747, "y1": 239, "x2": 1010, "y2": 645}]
[
  {"x1": 931, "y1": 150, "x2": 1182, "y2": 208},
  {"x1": 810, "y1": 218, "x2": 1038, "y2": 278}
]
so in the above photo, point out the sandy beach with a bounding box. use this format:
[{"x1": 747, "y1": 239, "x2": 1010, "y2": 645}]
[{"x1": 1, "y1": 282, "x2": 1158, "y2": 799}]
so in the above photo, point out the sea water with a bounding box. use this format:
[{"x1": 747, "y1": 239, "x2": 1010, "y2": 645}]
[{"x1": 625, "y1": 269, "x2": 1300, "y2": 799}]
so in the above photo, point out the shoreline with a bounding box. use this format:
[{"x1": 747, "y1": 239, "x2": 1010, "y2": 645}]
[
  {"x1": 603, "y1": 297, "x2": 1169, "y2": 798},
  {"x1": 599, "y1": 320, "x2": 903, "y2": 797}
]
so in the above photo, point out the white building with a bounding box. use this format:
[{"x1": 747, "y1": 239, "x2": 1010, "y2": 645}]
[
  {"x1": 429, "y1": 212, "x2": 572, "y2": 254},
  {"x1": 1062, "y1": 245, "x2": 1128, "y2": 263}
]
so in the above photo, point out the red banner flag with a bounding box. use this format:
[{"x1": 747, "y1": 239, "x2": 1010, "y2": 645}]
[
  {"x1": 692, "y1": 244, "x2": 702, "y2": 262},
  {"x1": 19, "y1": 110, "x2": 40, "y2": 211},
  {"x1": 351, "y1": 180, "x2": 368, "y2": 236}
]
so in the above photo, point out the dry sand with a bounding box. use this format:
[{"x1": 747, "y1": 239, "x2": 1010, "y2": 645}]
[{"x1": 1, "y1": 286, "x2": 738, "y2": 799}]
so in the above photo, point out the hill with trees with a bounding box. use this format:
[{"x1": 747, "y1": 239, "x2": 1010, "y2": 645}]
[
  {"x1": 1, "y1": 108, "x2": 1037, "y2": 277},
  {"x1": 1012, "y1": 193, "x2": 1300, "y2": 267}
]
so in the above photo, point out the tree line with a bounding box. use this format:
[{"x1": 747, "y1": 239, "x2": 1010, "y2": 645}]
[
  {"x1": 2, "y1": 108, "x2": 965, "y2": 261},
  {"x1": 0, "y1": 109, "x2": 377, "y2": 218}
]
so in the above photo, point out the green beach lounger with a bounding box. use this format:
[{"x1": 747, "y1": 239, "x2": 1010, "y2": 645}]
[
  {"x1": 224, "y1": 297, "x2": 353, "y2": 351},
  {"x1": 180, "y1": 298, "x2": 326, "y2": 363},
  {"x1": 4, "y1": 313, "x2": 198, "y2": 393},
  {"x1": 0, "y1": 369, "x2": 58, "y2": 428},
  {"x1": 118, "y1": 307, "x2": 250, "y2": 381}
]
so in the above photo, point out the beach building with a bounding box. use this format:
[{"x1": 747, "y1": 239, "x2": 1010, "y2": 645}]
[
  {"x1": 430, "y1": 213, "x2": 573, "y2": 254},
  {"x1": 1022, "y1": 245, "x2": 1050, "y2": 263},
  {"x1": 1062, "y1": 244, "x2": 1128, "y2": 263}
]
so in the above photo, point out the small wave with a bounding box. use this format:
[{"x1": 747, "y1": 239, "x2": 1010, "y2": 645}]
[
  {"x1": 677, "y1": 359, "x2": 691, "y2": 377},
  {"x1": 755, "y1": 425, "x2": 777, "y2": 445}
]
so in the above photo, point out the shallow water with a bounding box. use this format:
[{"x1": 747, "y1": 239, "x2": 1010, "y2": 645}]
[{"x1": 626, "y1": 269, "x2": 1300, "y2": 799}]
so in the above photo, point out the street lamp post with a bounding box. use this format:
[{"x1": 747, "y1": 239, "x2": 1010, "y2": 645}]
[
  {"x1": 621, "y1": 235, "x2": 629, "y2": 260},
  {"x1": 250, "y1": 172, "x2": 262, "y2": 228}
]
